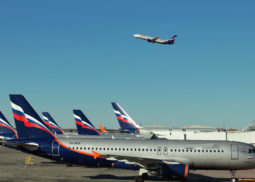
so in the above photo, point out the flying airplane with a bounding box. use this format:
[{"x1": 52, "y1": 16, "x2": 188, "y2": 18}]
[
  {"x1": 133, "y1": 34, "x2": 177, "y2": 45},
  {"x1": 0, "y1": 111, "x2": 18, "y2": 140},
  {"x1": 42, "y1": 112, "x2": 64, "y2": 135},
  {"x1": 4, "y1": 94, "x2": 255, "y2": 182}
]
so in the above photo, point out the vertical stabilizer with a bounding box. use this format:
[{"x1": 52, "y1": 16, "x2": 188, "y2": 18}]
[
  {"x1": 42, "y1": 112, "x2": 64, "y2": 135},
  {"x1": 10, "y1": 94, "x2": 56, "y2": 140},
  {"x1": 73, "y1": 110, "x2": 100, "y2": 135},
  {"x1": 0, "y1": 111, "x2": 18, "y2": 139},
  {"x1": 111, "y1": 102, "x2": 140, "y2": 134}
]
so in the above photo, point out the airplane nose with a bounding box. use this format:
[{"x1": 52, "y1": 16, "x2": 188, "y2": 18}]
[{"x1": 133, "y1": 34, "x2": 138, "y2": 37}]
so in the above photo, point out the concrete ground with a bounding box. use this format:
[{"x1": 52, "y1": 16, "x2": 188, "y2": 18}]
[{"x1": 0, "y1": 146, "x2": 254, "y2": 182}]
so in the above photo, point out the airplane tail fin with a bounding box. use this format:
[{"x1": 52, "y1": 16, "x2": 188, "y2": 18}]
[
  {"x1": 166, "y1": 34, "x2": 177, "y2": 44},
  {"x1": 10, "y1": 94, "x2": 56, "y2": 140},
  {"x1": 0, "y1": 111, "x2": 18, "y2": 139},
  {"x1": 98, "y1": 124, "x2": 107, "y2": 133},
  {"x1": 111, "y1": 102, "x2": 141, "y2": 134},
  {"x1": 42, "y1": 112, "x2": 64, "y2": 135},
  {"x1": 73, "y1": 110, "x2": 100, "y2": 135}
]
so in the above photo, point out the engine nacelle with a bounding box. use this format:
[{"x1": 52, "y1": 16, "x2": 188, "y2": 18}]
[{"x1": 161, "y1": 164, "x2": 189, "y2": 179}]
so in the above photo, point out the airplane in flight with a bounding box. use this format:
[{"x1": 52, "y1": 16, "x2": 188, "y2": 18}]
[
  {"x1": 42, "y1": 112, "x2": 64, "y2": 135},
  {"x1": 133, "y1": 34, "x2": 177, "y2": 45},
  {"x1": 0, "y1": 111, "x2": 18, "y2": 140},
  {"x1": 3, "y1": 94, "x2": 255, "y2": 182}
]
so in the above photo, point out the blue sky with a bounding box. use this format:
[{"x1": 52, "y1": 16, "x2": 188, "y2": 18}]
[{"x1": 1, "y1": 0, "x2": 255, "y2": 129}]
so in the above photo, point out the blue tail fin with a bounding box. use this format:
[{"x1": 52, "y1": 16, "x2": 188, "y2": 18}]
[
  {"x1": 10, "y1": 94, "x2": 56, "y2": 140},
  {"x1": 111, "y1": 102, "x2": 141, "y2": 134},
  {"x1": 73, "y1": 110, "x2": 100, "y2": 135},
  {"x1": 165, "y1": 34, "x2": 177, "y2": 44},
  {"x1": 0, "y1": 111, "x2": 18, "y2": 139},
  {"x1": 42, "y1": 112, "x2": 64, "y2": 135}
]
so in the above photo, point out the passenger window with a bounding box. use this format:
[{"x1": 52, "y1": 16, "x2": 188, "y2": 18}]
[
  {"x1": 80, "y1": 147, "x2": 82, "y2": 150},
  {"x1": 142, "y1": 149, "x2": 144, "y2": 151},
  {"x1": 194, "y1": 150, "x2": 196, "y2": 152},
  {"x1": 182, "y1": 149, "x2": 184, "y2": 152},
  {"x1": 96, "y1": 148, "x2": 98, "y2": 150},
  {"x1": 88, "y1": 147, "x2": 90, "y2": 150},
  {"x1": 178, "y1": 149, "x2": 180, "y2": 152},
  {"x1": 198, "y1": 150, "x2": 200, "y2": 152},
  {"x1": 92, "y1": 147, "x2": 94, "y2": 150}
]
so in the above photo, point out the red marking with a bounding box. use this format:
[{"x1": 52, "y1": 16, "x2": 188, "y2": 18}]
[
  {"x1": 116, "y1": 116, "x2": 141, "y2": 134},
  {"x1": 75, "y1": 120, "x2": 101, "y2": 136},
  {"x1": 184, "y1": 164, "x2": 189, "y2": 178},
  {"x1": 43, "y1": 121, "x2": 64, "y2": 135},
  {"x1": 112, "y1": 162, "x2": 115, "y2": 168}
]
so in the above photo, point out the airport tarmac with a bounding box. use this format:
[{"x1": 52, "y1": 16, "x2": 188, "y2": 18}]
[{"x1": 0, "y1": 146, "x2": 255, "y2": 182}]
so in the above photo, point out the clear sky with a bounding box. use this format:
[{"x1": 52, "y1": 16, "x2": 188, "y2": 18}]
[{"x1": 1, "y1": 0, "x2": 255, "y2": 129}]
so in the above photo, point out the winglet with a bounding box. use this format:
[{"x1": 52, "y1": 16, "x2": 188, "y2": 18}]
[
  {"x1": 92, "y1": 150, "x2": 101, "y2": 159},
  {"x1": 99, "y1": 124, "x2": 107, "y2": 133}
]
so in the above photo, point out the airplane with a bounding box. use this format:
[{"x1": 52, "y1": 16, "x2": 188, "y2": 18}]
[
  {"x1": 42, "y1": 112, "x2": 64, "y2": 135},
  {"x1": 112, "y1": 102, "x2": 255, "y2": 145},
  {"x1": 133, "y1": 34, "x2": 177, "y2": 45},
  {"x1": 0, "y1": 111, "x2": 18, "y2": 140},
  {"x1": 4, "y1": 94, "x2": 255, "y2": 182}
]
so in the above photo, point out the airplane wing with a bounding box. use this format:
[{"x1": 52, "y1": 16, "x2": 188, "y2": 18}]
[
  {"x1": 1, "y1": 140, "x2": 39, "y2": 151},
  {"x1": 100, "y1": 153, "x2": 189, "y2": 178},
  {"x1": 96, "y1": 152, "x2": 190, "y2": 168}
]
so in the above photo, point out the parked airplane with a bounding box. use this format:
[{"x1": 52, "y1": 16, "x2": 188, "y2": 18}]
[
  {"x1": 5, "y1": 95, "x2": 255, "y2": 182},
  {"x1": 134, "y1": 34, "x2": 177, "y2": 45},
  {"x1": 0, "y1": 111, "x2": 18, "y2": 140},
  {"x1": 112, "y1": 102, "x2": 255, "y2": 145},
  {"x1": 42, "y1": 112, "x2": 64, "y2": 135}
]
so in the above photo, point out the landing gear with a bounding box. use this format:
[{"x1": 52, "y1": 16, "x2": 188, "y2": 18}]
[
  {"x1": 230, "y1": 170, "x2": 237, "y2": 182},
  {"x1": 135, "y1": 168, "x2": 149, "y2": 182}
]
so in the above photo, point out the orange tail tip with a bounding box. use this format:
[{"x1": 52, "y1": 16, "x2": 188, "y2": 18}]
[
  {"x1": 92, "y1": 150, "x2": 101, "y2": 159},
  {"x1": 99, "y1": 124, "x2": 107, "y2": 133}
]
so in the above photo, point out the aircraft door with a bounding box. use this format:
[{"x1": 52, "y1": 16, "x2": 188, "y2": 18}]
[
  {"x1": 157, "y1": 147, "x2": 162, "y2": 155},
  {"x1": 231, "y1": 144, "x2": 239, "y2": 160},
  {"x1": 52, "y1": 140, "x2": 60, "y2": 156}
]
